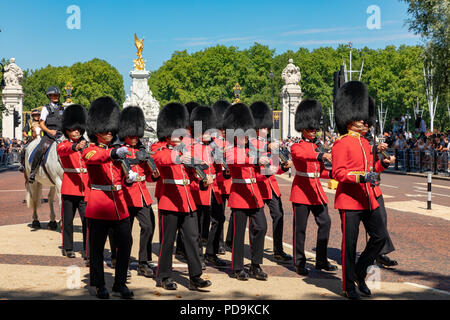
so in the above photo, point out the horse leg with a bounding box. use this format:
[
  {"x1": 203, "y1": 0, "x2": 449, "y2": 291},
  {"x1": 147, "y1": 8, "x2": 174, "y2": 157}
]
[
  {"x1": 48, "y1": 186, "x2": 56, "y2": 222},
  {"x1": 27, "y1": 181, "x2": 42, "y2": 225}
]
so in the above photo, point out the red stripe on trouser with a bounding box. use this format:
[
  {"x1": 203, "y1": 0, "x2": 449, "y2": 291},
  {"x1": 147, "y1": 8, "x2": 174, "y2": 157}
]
[
  {"x1": 61, "y1": 201, "x2": 64, "y2": 249},
  {"x1": 156, "y1": 212, "x2": 164, "y2": 277},
  {"x1": 341, "y1": 210, "x2": 346, "y2": 292},
  {"x1": 87, "y1": 220, "x2": 91, "y2": 286}
]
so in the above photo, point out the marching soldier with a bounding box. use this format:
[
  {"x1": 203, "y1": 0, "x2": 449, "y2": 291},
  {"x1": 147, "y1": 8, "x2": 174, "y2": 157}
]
[
  {"x1": 223, "y1": 103, "x2": 269, "y2": 281},
  {"x1": 365, "y1": 97, "x2": 398, "y2": 267},
  {"x1": 151, "y1": 102, "x2": 212, "y2": 291},
  {"x1": 28, "y1": 87, "x2": 64, "y2": 191},
  {"x1": 56, "y1": 104, "x2": 89, "y2": 261},
  {"x1": 290, "y1": 99, "x2": 337, "y2": 275},
  {"x1": 189, "y1": 105, "x2": 227, "y2": 267},
  {"x1": 249, "y1": 101, "x2": 292, "y2": 263},
  {"x1": 83, "y1": 96, "x2": 137, "y2": 299},
  {"x1": 332, "y1": 81, "x2": 389, "y2": 299},
  {"x1": 117, "y1": 106, "x2": 160, "y2": 278},
  {"x1": 211, "y1": 100, "x2": 232, "y2": 254}
]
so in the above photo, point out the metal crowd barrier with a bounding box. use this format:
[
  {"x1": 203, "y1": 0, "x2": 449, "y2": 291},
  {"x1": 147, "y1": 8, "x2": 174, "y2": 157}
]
[
  {"x1": 386, "y1": 148, "x2": 450, "y2": 176},
  {"x1": 0, "y1": 148, "x2": 21, "y2": 167}
]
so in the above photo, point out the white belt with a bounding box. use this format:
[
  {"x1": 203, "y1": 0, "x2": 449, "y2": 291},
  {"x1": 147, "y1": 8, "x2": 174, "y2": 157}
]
[
  {"x1": 136, "y1": 175, "x2": 146, "y2": 182},
  {"x1": 90, "y1": 184, "x2": 122, "y2": 192},
  {"x1": 162, "y1": 179, "x2": 191, "y2": 185},
  {"x1": 232, "y1": 178, "x2": 257, "y2": 184},
  {"x1": 64, "y1": 168, "x2": 87, "y2": 173},
  {"x1": 296, "y1": 171, "x2": 320, "y2": 178},
  {"x1": 208, "y1": 174, "x2": 217, "y2": 179}
]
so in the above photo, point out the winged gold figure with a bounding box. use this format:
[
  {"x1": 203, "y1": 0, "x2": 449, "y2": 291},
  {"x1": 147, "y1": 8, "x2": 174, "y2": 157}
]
[{"x1": 133, "y1": 33, "x2": 145, "y2": 70}]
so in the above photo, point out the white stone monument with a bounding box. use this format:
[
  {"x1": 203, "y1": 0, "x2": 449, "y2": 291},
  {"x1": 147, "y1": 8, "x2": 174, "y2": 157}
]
[
  {"x1": 123, "y1": 34, "x2": 160, "y2": 140},
  {"x1": 280, "y1": 58, "x2": 303, "y2": 139},
  {"x1": 1, "y1": 58, "x2": 24, "y2": 140}
]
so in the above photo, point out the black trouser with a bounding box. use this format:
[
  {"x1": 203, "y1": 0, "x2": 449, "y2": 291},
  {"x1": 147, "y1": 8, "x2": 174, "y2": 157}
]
[
  {"x1": 129, "y1": 204, "x2": 155, "y2": 262},
  {"x1": 61, "y1": 194, "x2": 87, "y2": 253},
  {"x1": 264, "y1": 191, "x2": 286, "y2": 254},
  {"x1": 29, "y1": 134, "x2": 56, "y2": 175},
  {"x1": 205, "y1": 194, "x2": 225, "y2": 256},
  {"x1": 377, "y1": 196, "x2": 395, "y2": 256},
  {"x1": 231, "y1": 207, "x2": 267, "y2": 271},
  {"x1": 219, "y1": 194, "x2": 229, "y2": 248},
  {"x1": 293, "y1": 203, "x2": 331, "y2": 267},
  {"x1": 157, "y1": 210, "x2": 202, "y2": 279},
  {"x1": 339, "y1": 207, "x2": 388, "y2": 292},
  {"x1": 88, "y1": 217, "x2": 132, "y2": 288}
]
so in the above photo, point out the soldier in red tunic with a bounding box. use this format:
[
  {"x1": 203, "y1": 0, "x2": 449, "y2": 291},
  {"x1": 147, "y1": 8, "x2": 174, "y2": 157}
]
[
  {"x1": 332, "y1": 81, "x2": 389, "y2": 299},
  {"x1": 57, "y1": 104, "x2": 89, "y2": 261},
  {"x1": 117, "y1": 106, "x2": 160, "y2": 278},
  {"x1": 83, "y1": 97, "x2": 137, "y2": 299},
  {"x1": 151, "y1": 102, "x2": 212, "y2": 291},
  {"x1": 290, "y1": 99, "x2": 337, "y2": 275},
  {"x1": 223, "y1": 103, "x2": 269, "y2": 281},
  {"x1": 189, "y1": 105, "x2": 228, "y2": 267},
  {"x1": 249, "y1": 101, "x2": 293, "y2": 263},
  {"x1": 211, "y1": 100, "x2": 232, "y2": 254}
]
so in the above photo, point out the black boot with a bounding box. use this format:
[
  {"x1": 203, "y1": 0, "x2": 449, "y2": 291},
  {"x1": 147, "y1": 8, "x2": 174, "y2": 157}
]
[
  {"x1": 137, "y1": 262, "x2": 154, "y2": 278},
  {"x1": 189, "y1": 276, "x2": 212, "y2": 290},
  {"x1": 249, "y1": 264, "x2": 268, "y2": 280}
]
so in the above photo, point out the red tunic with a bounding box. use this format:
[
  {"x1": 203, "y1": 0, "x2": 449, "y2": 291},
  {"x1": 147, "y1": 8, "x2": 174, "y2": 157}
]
[
  {"x1": 225, "y1": 145, "x2": 264, "y2": 209},
  {"x1": 152, "y1": 142, "x2": 198, "y2": 213},
  {"x1": 57, "y1": 139, "x2": 89, "y2": 197},
  {"x1": 121, "y1": 144, "x2": 157, "y2": 208},
  {"x1": 189, "y1": 140, "x2": 222, "y2": 206},
  {"x1": 250, "y1": 137, "x2": 283, "y2": 200},
  {"x1": 211, "y1": 136, "x2": 232, "y2": 196},
  {"x1": 289, "y1": 139, "x2": 331, "y2": 205},
  {"x1": 82, "y1": 143, "x2": 129, "y2": 220},
  {"x1": 332, "y1": 131, "x2": 386, "y2": 211}
]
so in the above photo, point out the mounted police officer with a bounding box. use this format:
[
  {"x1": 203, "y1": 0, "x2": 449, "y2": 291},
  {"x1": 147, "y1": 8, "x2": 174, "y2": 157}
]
[{"x1": 28, "y1": 86, "x2": 65, "y2": 183}]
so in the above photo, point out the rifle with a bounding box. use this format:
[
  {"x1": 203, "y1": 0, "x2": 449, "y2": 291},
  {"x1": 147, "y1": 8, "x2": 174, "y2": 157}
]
[
  {"x1": 178, "y1": 141, "x2": 209, "y2": 183},
  {"x1": 135, "y1": 148, "x2": 160, "y2": 177},
  {"x1": 313, "y1": 137, "x2": 332, "y2": 168},
  {"x1": 111, "y1": 138, "x2": 134, "y2": 180},
  {"x1": 210, "y1": 140, "x2": 230, "y2": 173}
]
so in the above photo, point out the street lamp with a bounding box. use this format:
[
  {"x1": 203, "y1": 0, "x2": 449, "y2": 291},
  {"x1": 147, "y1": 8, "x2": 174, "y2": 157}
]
[
  {"x1": 233, "y1": 82, "x2": 242, "y2": 103},
  {"x1": 269, "y1": 70, "x2": 274, "y2": 109}
]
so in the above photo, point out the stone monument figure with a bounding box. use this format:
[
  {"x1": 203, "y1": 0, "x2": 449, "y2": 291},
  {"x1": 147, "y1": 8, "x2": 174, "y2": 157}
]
[
  {"x1": 1, "y1": 58, "x2": 24, "y2": 140},
  {"x1": 280, "y1": 58, "x2": 303, "y2": 139},
  {"x1": 123, "y1": 33, "x2": 160, "y2": 140}
]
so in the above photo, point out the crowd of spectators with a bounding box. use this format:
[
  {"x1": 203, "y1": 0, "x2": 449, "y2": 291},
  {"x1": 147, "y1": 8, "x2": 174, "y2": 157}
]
[{"x1": 0, "y1": 137, "x2": 24, "y2": 166}]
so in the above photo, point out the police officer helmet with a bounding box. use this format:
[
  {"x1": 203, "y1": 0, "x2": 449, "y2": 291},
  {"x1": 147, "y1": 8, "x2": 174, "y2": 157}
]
[
  {"x1": 46, "y1": 86, "x2": 61, "y2": 98},
  {"x1": 31, "y1": 109, "x2": 41, "y2": 115}
]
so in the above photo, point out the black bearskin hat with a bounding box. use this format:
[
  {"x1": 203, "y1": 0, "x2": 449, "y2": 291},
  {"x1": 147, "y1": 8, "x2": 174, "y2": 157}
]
[
  {"x1": 185, "y1": 102, "x2": 201, "y2": 118},
  {"x1": 190, "y1": 106, "x2": 217, "y2": 134},
  {"x1": 249, "y1": 101, "x2": 273, "y2": 130},
  {"x1": 223, "y1": 103, "x2": 255, "y2": 131},
  {"x1": 118, "y1": 106, "x2": 145, "y2": 140},
  {"x1": 367, "y1": 96, "x2": 376, "y2": 128},
  {"x1": 212, "y1": 100, "x2": 231, "y2": 130},
  {"x1": 157, "y1": 102, "x2": 189, "y2": 141},
  {"x1": 87, "y1": 96, "x2": 120, "y2": 142},
  {"x1": 334, "y1": 81, "x2": 369, "y2": 135},
  {"x1": 294, "y1": 99, "x2": 322, "y2": 132},
  {"x1": 62, "y1": 104, "x2": 87, "y2": 138}
]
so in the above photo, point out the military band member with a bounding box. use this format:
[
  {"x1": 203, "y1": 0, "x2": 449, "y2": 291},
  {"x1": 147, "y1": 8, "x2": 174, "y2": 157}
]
[
  {"x1": 151, "y1": 102, "x2": 212, "y2": 291},
  {"x1": 56, "y1": 104, "x2": 89, "y2": 261},
  {"x1": 249, "y1": 101, "x2": 293, "y2": 263},
  {"x1": 365, "y1": 97, "x2": 398, "y2": 267},
  {"x1": 290, "y1": 99, "x2": 337, "y2": 275},
  {"x1": 83, "y1": 97, "x2": 137, "y2": 299},
  {"x1": 332, "y1": 81, "x2": 389, "y2": 299},
  {"x1": 223, "y1": 103, "x2": 269, "y2": 281},
  {"x1": 117, "y1": 106, "x2": 160, "y2": 278},
  {"x1": 189, "y1": 105, "x2": 227, "y2": 267}
]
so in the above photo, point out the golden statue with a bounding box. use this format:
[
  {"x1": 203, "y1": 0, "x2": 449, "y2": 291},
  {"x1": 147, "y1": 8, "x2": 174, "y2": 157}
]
[{"x1": 133, "y1": 33, "x2": 145, "y2": 70}]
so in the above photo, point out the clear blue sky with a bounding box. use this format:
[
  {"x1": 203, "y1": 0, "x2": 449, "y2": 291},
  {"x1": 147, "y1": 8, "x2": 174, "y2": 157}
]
[{"x1": 0, "y1": 0, "x2": 420, "y2": 95}]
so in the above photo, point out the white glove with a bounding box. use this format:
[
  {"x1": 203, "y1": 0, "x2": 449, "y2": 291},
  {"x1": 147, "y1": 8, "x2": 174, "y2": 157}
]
[
  {"x1": 126, "y1": 170, "x2": 138, "y2": 184},
  {"x1": 116, "y1": 146, "x2": 129, "y2": 159}
]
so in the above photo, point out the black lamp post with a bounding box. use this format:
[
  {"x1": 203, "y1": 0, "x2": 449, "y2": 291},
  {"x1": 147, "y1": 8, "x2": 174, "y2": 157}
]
[
  {"x1": 233, "y1": 82, "x2": 241, "y2": 103},
  {"x1": 269, "y1": 70, "x2": 274, "y2": 109}
]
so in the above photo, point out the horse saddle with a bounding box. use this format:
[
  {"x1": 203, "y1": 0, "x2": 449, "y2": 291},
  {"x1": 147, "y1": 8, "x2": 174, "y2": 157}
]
[{"x1": 28, "y1": 142, "x2": 53, "y2": 167}]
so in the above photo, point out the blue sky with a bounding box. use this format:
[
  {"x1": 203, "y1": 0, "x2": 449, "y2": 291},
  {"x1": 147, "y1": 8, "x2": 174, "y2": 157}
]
[{"x1": 0, "y1": 0, "x2": 421, "y2": 95}]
